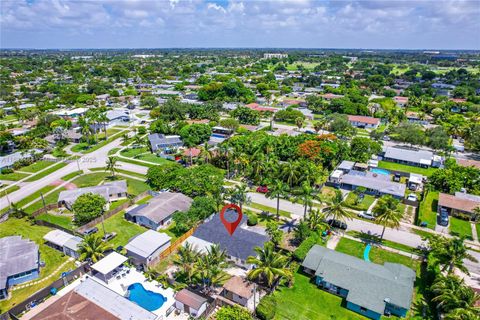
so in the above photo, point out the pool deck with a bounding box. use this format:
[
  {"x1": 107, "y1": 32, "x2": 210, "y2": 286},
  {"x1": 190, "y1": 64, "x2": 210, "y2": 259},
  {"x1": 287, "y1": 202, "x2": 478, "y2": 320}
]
[{"x1": 91, "y1": 268, "x2": 175, "y2": 318}]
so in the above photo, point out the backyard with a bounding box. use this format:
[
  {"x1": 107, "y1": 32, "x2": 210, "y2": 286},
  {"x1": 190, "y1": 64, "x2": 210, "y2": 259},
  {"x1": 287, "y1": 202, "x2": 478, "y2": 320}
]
[
  {"x1": 0, "y1": 218, "x2": 75, "y2": 313},
  {"x1": 377, "y1": 161, "x2": 437, "y2": 177},
  {"x1": 417, "y1": 191, "x2": 438, "y2": 230},
  {"x1": 94, "y1": 210, "x2": 148, "y2": 248}
]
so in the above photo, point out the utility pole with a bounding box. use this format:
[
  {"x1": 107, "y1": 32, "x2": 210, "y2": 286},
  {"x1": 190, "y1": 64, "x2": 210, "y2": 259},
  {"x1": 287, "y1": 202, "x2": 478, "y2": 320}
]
[
  {"x1": 101, "y1": 208, "x2": 106, "y2": 237},
  {"x1": 40, "y1": 192, "x2": 47, "y2": 213}
]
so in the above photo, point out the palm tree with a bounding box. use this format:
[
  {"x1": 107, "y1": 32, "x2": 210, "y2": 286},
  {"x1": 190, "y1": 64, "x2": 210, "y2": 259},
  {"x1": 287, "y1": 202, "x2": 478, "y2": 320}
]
[
  {"x1": 122, "y1": 133, "x2": 129, "y2": 145},
  {"x1": 173, "y1": 242, "x2": 199, "y2": 285},
  {"x1": 266, "y1": 179, "x2": 289, "y2": 220},
  {"x1": 105, "y1": 156, "x2": 119, "y2": 177},
  {"x1": 78, "y1": 235, "x2": 110, "y2": 263},
  {"x1": 246, "y1": 243, "x2": 289, "y2": 289},
  {"x1": 98, "y1": 112, "x2": 109, "y2": 139},
  {"x1": 322, "y1": 190, "x2": 352, "y2": 226},
  {"x1": 428, "y1": 235, "x2": 478, "y2": 275},
  {"x1": 432, "y1": 275, "x2": 480, "y2": 317},
  {"x1": 228, "y1": 183, "x2": 250, "y2": 210},
  {"x1": 199, "y1": 142, "x2": 213, "y2": 164},
  {"x1": 313, "y1": 119, "x2": 325, "y2": 134},
  {"x1": 294, "y1": 181, "x2": 322, "y2": 219},
  {"x1": 295, "y1": 117, "x2": 304, "y2": 130},
  {"x1": 195, "y1": 244, "x2": 229, "y2": 291},
  {"x1": 373, "y1": 195, "x2": 403, "y2": 240},
  {"x1": 281, "y1": 161, "x2": 301, "y2": 188},
  {"x1": 307, "y1": 209, "x2": 325, "y2": 231}
]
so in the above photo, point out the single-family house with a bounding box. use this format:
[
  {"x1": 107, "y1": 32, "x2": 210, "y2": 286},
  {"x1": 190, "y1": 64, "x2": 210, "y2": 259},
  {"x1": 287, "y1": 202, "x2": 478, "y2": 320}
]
[
  {"x1": 148, "y1": 133, "x2": 183, "y2": 153},
  {"x1": 174, "y1": 289, "x2": 209, "y2": 318},
  {"x1": 185, "y1": 211, "x2": 269, "y2": 268},
  {"x1": 43, "y1": 229, "x2": 82, "y2": 259},
  {"x1": 382, "y1": 147, "x2": 440, "y2": 168},
  {"x1": 29, "y1": 277, "x2": 157, "y2": 320},
  {"x1": 125, "y1": 192, "x2": 193, "y2": 230},
  {"x1": 125, "y1": 230, "x2": 171, "y2": 269},
  {"x1": 302, "y1": 245, "x2": 415, "y2": 320},
  {"x1": 347, "y1": 115, "x2": 380, "y2": 129},
  {"x1": 393, "y1": 96, "x2": 408, "y2": 107},
  {"x1": 0, "y1": 236, "x2": 40, "y2": 300},
  {"x1": 438, "y1": 192, "x2": 480, "y2": 220},
  {"x1": 221, "y1": 276, "x2": 256, "y2": 309},
  {"x1": 58, "y1": 180, "x2": 127, "y2": 210},
  {"x1": 406, "y1": 112, "x2": 433, "y2": 125}
]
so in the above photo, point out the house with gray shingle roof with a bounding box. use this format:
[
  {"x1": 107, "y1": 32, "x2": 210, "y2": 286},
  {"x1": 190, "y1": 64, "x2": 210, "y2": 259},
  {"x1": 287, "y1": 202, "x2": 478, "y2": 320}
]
[
  {"x1": 0, "y1": 236, "x2": 40, "y2": 300},
  {"x1": 302, "y1": 245, "x2": 415, "y2": 320},
  {"x1": 58, "y1": 180, "x2": 127, "y2": 210}
]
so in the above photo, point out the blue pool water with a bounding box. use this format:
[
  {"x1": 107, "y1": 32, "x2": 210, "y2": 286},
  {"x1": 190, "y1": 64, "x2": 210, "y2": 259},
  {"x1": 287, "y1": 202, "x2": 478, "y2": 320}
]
[
  {"x1": 370, "y1": 168, "x2": 390, "y2": 175},
  {"x1": 127, "y1": 283, "x2": 166, "y2": 311},
  {"x1": 211, "y1": 133, "x2": 227, "y2": 139},
  {"x1": 363, "y1": 244, "x2": 371, "y2": 262}
]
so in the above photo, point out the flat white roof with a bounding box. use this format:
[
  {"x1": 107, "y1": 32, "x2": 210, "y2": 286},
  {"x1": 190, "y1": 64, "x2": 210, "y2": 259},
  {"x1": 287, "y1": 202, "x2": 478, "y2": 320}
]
[
  {"x1": 330, "y1": 170, "x2": 343, "y2": 179},
  {"x1": 125, "y1": 230, "x2": 171, "y2": 259},
  {"x1": 43, "y1": 229, "x2": 79, "y2": 247},
  {"x1": 184, "y1": 236, "x2": 213, "y2": 254},
  {"x1": 91, "y1": 252, "x2": 127, "y2": 275}
]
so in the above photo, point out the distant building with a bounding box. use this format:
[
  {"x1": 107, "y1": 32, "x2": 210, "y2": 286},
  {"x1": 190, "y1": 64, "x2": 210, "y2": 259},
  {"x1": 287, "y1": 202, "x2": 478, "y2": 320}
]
[
  {"x1": 148, "y1": 133, "x2": 183, "y2": 153},
  {"x1": 263, "y1": 53, "x2": 288, "y2": 59},
  {"x1": 438, "y1": 192, "x2": 480, "y2": 220},
  {"x1": 125, "y1": 230, "x2": 171, "y2": 269},
  {"x1": 125, "y1": 192, "x2": 193, "y2": 230},
  {"x1": 221, "y1": 276, "x2": 256, "y2": 309},
  {"x1": 302, "y1": 245, "x2": 415, "y2": 320},
  {"x1": 58, "y1": 180, "x2": 128, "y2": 210},
  {"x1": 382, "y1": 146, "x2": 441, "y2": 168},
  {"x1": 43, "y1": 229, "x2": 82, "y2": 259},
  {"x1": 347, "y1": 115, "x2": 380, "y2": 129},
  {"x1": 393, "y1": 96, "x2": 408, "y2": 107},
  {"x1": 0, "y1": 236, "x2": 40, "y2": 300}
]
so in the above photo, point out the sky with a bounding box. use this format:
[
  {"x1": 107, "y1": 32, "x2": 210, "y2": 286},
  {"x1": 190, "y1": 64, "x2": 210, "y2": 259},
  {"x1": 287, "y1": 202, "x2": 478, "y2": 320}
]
[{"x1": 1, "y1": 0, "x2": 479, "y2": 50}]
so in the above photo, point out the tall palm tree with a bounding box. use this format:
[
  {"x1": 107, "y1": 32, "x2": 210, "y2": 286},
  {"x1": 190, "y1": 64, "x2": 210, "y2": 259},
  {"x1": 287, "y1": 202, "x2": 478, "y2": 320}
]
[
  {"x1": 122, "y1": 133, "x2": 129, "y2": 145},
  {"x1": 428, "y1": 235, "x2": 478, "y2": 275},
  {"x1": 78, "y1": 234, "x2": 110, "y2": 263},
  {"x1": 281, "y1": 161, "x2": 301, "y2": 188},
  {"x1": 228, "y1": 183, "x2": 250, "y2": 210},
  {"x1": 373, "y1": 195, "x2": 403, "y2": 240},
  {"x1": 199, "y1": 142, "x2": 213, "y2": 164},
  {"x1": 295, "y1": 117, "x2": 304, "y2": 130},
  {"x1": 246, "y1": 242, "x2": 289, "y2": 289},
  {"x1": 266, "y1": 179, "x2": 289, "y2": 220},
  {"x1": 432, "y1": 275, "x2": 480, "y2": 317},
  {"x1": 195, "y1": 244, "x2": 229, "y2": 291},
  {"x1": 105, "y1": 156, "x2": 119, "y2": 177},
  {"x1": 98, "y1": 112, "x2": 110, "y2": 139},
  {"x1": 307, "y1": 209, "x2": 325, "y2": 231},
  {"x1": 322, "y1": 190, "x2": 352, "y2": 226},
  {"x1": 173, "y1": 242, "x2": 199, "y2": 285},
  {"x1": 293, "y1": 181, "x2": 321, "y2": 219}
]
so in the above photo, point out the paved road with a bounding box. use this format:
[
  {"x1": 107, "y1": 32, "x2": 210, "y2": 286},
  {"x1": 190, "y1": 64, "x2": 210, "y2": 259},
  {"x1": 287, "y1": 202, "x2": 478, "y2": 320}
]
[{"x1": 0, "y1": 138, "x2": 124, "y2": 211}]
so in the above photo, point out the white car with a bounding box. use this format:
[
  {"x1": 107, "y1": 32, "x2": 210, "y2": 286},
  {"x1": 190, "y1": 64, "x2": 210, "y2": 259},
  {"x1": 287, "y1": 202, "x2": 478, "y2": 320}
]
[
  {"x1": 357, "y1": 211, "x2": 375, "y2": 220},
  {"x1": 407, "y1": 194, "x2": 418, "y2": 202}
]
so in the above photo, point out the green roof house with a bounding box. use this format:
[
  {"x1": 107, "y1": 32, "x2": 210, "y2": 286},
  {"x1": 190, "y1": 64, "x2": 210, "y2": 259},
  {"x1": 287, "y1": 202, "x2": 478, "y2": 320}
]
[{"x1": 302, "y1": 245, "x2": 415, "y2": 320}]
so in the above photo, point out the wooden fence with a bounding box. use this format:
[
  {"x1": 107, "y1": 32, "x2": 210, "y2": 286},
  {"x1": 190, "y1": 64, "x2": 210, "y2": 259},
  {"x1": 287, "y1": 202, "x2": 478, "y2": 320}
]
[
  {"x1": 31, "y1": 204, "x2": 59, "y2": 218},
  {"x1": 148, "y1": 226, "x2": 197, "y2": 266}
]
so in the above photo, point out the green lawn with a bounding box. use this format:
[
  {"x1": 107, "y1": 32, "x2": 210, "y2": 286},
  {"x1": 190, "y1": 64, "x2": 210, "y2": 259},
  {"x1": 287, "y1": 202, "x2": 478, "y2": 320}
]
[
  {"x1": 120, "y1": 147, "x2": 149, "y2": 158},
  {"x1": 0, "y1": 171, "x2": 30, "y2": 181},
  {"x1": 0, "y1": 185, "x2": 20, "y2": 196},
  {"x1": 36, "y1": 213, "x2": 75, "y2": 230},
  {"x1": 377, "y1": 161, "x2": 437, "y2": 177},
  {"x1": 273, "y1": 271, "x2": 365, "y2": 320},
  {"x1": 412, "y1": 228, "x2": 434, "y2": 239},
  {"x1": 25, "y1": 162, "x2": 68, "y2": 182},
  {"x1": 71, "y1": 172, "x2": 110, "y2": 188},
  {"x1": 343, "y1": 193, "x2": 376, "y2": 211},
  {"x1": 108, "y1": 147, "x2": 121, "y2": 155},
  {"x1": 20, "y1": 160, "x2": 55, "y2": 173},
  {"x1": 319, "y1": 186, "x2": 337, "y2": 203},
  {"x1": 61, "y1": 170, "x2": 83, "y2": 181},
  {"x1": 117, "y1": 157, "x2": 156, "y2": 168},
  {"x1": 136, "y1": 153, "x2": 170, "y2": 165},
  {"x1": 94, "y1": 210, "x2": 148, "y2": 248},
  {"x1": 335, "y1": 237, "x2": 419, "y2": 270},
  {"x1": 24, "y1": 187, "x2": 67, "y2": 215},
  {"x1": 346, "y1": 231, "x2": 420, "y2": 254},
  {"x1": 124, "y1": 178, "x2": 150, "y2": 196},
  {"x1": 417, "y1": 191, "x2": 438, "y2": 229},
  {"x1": 116, "y1": 169, "x2": 146, "y2": 179},
  {"x1": 0, "y1": 218, "x2": 75, "y2": 313},
  {"x1": 477, "y1": 224, "x2": 480, "y2": 242},
  {"x1": 247, "y1": 202, "x2": 292, "y2": 218},
  {"x1": 76, "y1": 130, "x2": 126, "y2": 154},
  {"x1": 16, "y1": 185, "x2": 57, "y2": 208},
  {"x1": 449, "y1": 217, "x2": 473, "y2": 240}
]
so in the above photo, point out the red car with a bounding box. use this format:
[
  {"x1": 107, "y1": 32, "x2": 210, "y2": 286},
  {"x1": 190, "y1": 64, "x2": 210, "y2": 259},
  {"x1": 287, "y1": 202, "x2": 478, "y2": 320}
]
[{"x1": 256, "y1": 186, "x2": 269, "y2": 193}]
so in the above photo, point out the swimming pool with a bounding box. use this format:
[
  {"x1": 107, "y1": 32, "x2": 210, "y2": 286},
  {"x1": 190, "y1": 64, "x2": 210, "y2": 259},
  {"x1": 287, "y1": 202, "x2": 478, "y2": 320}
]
[
  {"x1": 211, "y1": 133, "x2": 227, "y2": 139},
  {"x1": 127, "y1": 283, "x2": 167, "y2": 311},
  {"x1": 370, "y1": 168, "x2": 390, "y2": 175}
]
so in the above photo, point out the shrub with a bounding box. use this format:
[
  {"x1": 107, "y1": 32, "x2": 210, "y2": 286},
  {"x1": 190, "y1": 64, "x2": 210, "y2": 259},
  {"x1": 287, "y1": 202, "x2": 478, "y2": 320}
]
[
  {"x1": 293, "y1": 232, "x2": 321, "y2": 261},
  {"x1": 247, "y1": 212, "x2": 258, "y2": 226},
  {"x1": 1, "y1": 168, "x2": 14, "y2": 174},
  {"x1": 256, "y1": 295, "x2": 277, "y2": 320}
]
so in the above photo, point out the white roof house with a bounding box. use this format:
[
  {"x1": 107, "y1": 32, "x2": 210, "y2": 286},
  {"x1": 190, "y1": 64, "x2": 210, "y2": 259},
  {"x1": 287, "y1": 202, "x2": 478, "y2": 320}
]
[{"x1": 125, "y1": 230, "x2": 171, "y2": 260}]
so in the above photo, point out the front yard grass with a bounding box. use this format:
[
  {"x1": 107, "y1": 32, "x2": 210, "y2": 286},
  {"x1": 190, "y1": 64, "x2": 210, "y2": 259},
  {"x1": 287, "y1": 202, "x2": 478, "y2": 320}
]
[
  {"x1": 0, "y1": 171, "x2": 30, "y2": 181},
  {"x1": 20, "y1": 160, "x2": 55, "y2": 173},
  {"x1": 94, "y1": 210, "x2": 148, "y2": 248},
  {"x1": 449, "y1": 217, "x2": 473, "y2": 240},
  {"x1": 477, "y1": 224, "x2": 480, "y2": 242},
  {"x1": 346, "y1": 231, "x2": 420, "y2": 254},
  {"x1": 0, "y1": 185, "x2": 20, "y2": 196},
  {"x1": 25, "y1": 162, "x2": 68, "y2": 182},
  {"x1": 247, "y1": 202, "x2": 292, "y2": 218},
  {"x1": 71, "y1": 172, "x2": 110, "y2": 188},
  {"x1": 16, "y1": 185, "x2": 57, "y2": 208},
  {"x1": 272, "y1": 271, "x2": 365, "y2": 320},
  {"x1": 377, "y1": 161, "x2": 437, "y2": 177},
  {"x1": 0, "y1": 218, "x2": 75, "y2": 313},
  {"x1": 36, "y1": 213, "x2": 74, "y2": 230},
  {"x1": 417, "y1": 191, "x2": 438, "y2": 230},
  {"x1": 342, "y1": 193, "x2": 376, "y2": 211}
]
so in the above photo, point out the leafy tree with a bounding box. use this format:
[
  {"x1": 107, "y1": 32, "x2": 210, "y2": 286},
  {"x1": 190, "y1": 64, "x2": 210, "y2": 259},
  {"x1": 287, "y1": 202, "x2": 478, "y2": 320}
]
[
  {"x1": 349, "y1": 137, "x2": 382, "y2": 163},
  {"x1": 322, "y1": 190, "x2": 352, "y2": 225},
  {"x1": 72, "y1": 193, "x2": 106, "y2": 225},
  {"x1": 372, "y1": 195, "x2": 403, "y2": 240},
  {"x1": 232, "y1": 106, "x2": 261, "y2": 125},
  {"x1": 219, "y1": 118, "x2": 240, "y2": 131},
  {"x1": 226, "y1": 183, "x2": 250, "y2": 210},
  {"x1": 78, "y1": 234, "x2": 110, "y2": 263},
  {"x1": 266, "y1": 180, "x2": 289, "y2": 220},
  {"x1": 266, "y1": 221, "x2": 283, "y2": 247},
  {"x1": 146, "y1": 163, "x2": 184, "y2": 190},
  {"x1": 247, "y1": 242, "x2": 288, "y2": 288},
  {"x1": 216, "y1": 305, "x2": 253, "y2": 320},
  {"x1": 428, "y1": 235, "x2": 478, "y2": 275},
  {"x1": 274, "y1": 107, "x2": 305, "y2": 124},
  {"x1": 328, "y1": 114, "x2": 356, "y2": 138},
  {"x1": 179, "y1": 124, "x2": 212, "y2": 147}
]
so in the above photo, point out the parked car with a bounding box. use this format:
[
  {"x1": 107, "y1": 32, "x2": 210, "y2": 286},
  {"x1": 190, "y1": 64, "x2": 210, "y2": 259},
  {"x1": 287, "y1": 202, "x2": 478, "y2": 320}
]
[
  {"x1": 83, "y1": 227, "x2": 98, "y2": 236},
  {"x1": 327, "y1": 219, "x2": 348, "y2": 230},
  {"x1": 102, "y1": 232, "x2": 117, "y2": 242},
  {"x1": 407, "y1": 194, "x2": 418, "y2": 202},
  {"x1": 357, "y1": 211, "x2": 375, "y2": 220},
  {"x1": 383, "y1": 135, "x2": 391, "y2": 141},
  {"x1": 438, "y1": 211, "x2": 449, "y2": 226},
  {"x1": 256, "y1": 186, "x2": 269, "y2": 193}
]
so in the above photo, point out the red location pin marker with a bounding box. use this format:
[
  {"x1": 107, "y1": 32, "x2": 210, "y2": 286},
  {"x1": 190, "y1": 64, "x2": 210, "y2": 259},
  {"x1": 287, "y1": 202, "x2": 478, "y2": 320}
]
[{"x1": 219, "y1": 204, "x2": 243, "y2": 236}]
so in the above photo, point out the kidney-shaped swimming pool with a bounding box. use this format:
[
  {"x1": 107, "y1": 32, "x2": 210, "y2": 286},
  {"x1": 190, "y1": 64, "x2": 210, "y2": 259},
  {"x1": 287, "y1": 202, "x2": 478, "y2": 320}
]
[{"x1": 127, "y1": 283, "x2": 167, "y2": 311}]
